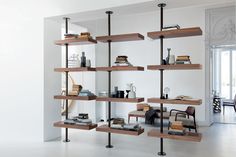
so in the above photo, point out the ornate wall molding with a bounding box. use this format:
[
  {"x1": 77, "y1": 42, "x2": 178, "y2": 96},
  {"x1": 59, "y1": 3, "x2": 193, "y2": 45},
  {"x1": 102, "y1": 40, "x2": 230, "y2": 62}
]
[{"x1": 206, "y1": 6, "x2": 236, "y2": 46}]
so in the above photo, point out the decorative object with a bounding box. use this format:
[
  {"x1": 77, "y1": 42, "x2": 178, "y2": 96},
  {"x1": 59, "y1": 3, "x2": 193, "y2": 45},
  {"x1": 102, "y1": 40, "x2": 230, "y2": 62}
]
[
  {"x1": 169, "y1": 54, "x2": 175, "y2": 64},
  {"x1": 162, "y1": 59, "x2": 166, "y2": 65},
  {"x1": 128, "y1": 83, "x2": 136, "y2": 98},
  {"x1": 117, "y1": 91, "x2": 125, "y2": 98},
  {"x1": 166, "y1": 48, "x2": 171, "y2": 64},
  {"x1": 126, "y1": 83, "x2": 132, "y2": 98},
  {"x1": 80, "y1": 52, "x2": 86, "y2": 67},
  {"x1": 164, "y1": 87, "x2": 170, "y2": 99},
  {"x1": 86, "y1": 59, "x2": 91, "y2": 67},
  {"x1": 68, "y1": 54, "x2": 79, "y2": 67}
]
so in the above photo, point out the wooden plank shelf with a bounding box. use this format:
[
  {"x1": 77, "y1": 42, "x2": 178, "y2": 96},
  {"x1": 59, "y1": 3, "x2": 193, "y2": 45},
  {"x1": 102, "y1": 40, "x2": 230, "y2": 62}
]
[
  {"x1": 148, "y1": 129, "x2": 202, "y2": 142},
  {"x1": 96, "y1": 97, "x2": 144, "y2": 103},
  {"x1": 96, "y1": 33, "x2": 144, "y2": 43},
  {"x1": 147, "y1": 98, "x2": 202, "y2": 105},
  {"x1": 54, "y1": 67, "x2": 96, "y2": 72},
  {"x1": 147, "y1": 64, "x2": 202, "y2": 70},
  {"x1": 54, "y1": 121, "x2": 97, "y2": 130},
  {"x1": 54, "y1": 95, "x2": 97, "y2": 100},
  {"x1": 55, "y1": 37, "x2": 97, "y2": 45},
  {"x1": 96, "y1": 125, "x2": 144, "y2": 136},
  {"x1": 96, "y1": 66, "x2": 144, "y2": 71},
  {"x1": 147, "y1": 27, "x2": 202, "y2": 39}
]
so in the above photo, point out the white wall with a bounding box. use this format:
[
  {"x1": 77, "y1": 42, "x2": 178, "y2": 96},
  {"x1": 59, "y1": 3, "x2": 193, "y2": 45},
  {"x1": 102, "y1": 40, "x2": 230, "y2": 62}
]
[{"x1": 0, "y1": 0, "x2": 155, "y2": 142}]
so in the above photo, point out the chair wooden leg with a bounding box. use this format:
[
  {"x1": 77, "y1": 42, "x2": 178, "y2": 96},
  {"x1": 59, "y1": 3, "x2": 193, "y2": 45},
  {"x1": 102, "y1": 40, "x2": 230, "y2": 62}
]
[
  {"x1": 136, "y1": 117, "x2": 138, "y2": 122},
  {"x1": 195, "y1": 128, "x2": 197, "y2": 133},
  {"x1": 223, "y1": 106, "x2": 225, "y2": 115},
  {"x1": 128, "y1": 115, "x2": 130, "y2": 123},
  {"x1": 189, "y1": 128, "x2": 191, "y2": 132}
]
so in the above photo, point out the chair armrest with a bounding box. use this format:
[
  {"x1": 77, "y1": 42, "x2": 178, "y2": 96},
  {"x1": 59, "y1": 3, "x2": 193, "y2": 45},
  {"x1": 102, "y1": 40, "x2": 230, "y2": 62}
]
[
  {"x1": 170, "y1": 109, "x2": 185, "y2": 116},
  {"x1": 175, "y1": 112, "x2": 187, "y2": 121}
]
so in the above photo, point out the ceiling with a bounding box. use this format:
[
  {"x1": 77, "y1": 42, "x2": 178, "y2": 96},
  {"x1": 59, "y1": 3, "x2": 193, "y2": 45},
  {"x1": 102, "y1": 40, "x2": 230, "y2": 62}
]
[{"x1": 50, "y1": 0, "x2": 235, "y2": 23}]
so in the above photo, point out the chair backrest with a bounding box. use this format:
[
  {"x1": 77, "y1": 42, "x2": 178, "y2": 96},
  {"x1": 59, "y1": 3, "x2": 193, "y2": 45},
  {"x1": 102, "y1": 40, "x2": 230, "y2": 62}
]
[{"x1": 186, "y1": 106, "x2": 195, "y2": 116}]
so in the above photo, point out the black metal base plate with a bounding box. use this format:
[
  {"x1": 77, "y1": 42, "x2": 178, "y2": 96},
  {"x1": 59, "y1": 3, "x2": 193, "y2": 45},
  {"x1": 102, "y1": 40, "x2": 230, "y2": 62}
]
[
  {"x1": 158, "y1": 3, "x2": 166, "y2": 8},
  {"x1": 158, "y1": 152, "x2": 166, "y2": 156},
  {"x1": 106, "y1": 145, "x2": 114, "y2": 148},
  {"x1": 63, "y1": 139, "x2": 70, "y2": 143}
]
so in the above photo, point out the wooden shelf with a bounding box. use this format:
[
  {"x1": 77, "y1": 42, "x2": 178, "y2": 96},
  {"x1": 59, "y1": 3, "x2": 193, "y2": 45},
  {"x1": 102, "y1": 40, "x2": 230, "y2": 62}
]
[
  {"x1": 54, "y1": 95, "x2": 97, "y2": 100},
  {"x1": 96, "y1": 33, "x2": 144, "y2": 43},
  {"x1": 147, "y1": 27, "x2": 202, "y2": 39},
  {"x1": 54, "y1": 121, "x2": 97, "y2": 130},
  {"x1": 96, "y1": 66, "x2": 144, "y2": 71},
  {"x1": 147, "y1": 64, "x2": 202, "y2": 70},
  {"x1": 147, "y1": 98, "x2": 202, "y2": 105},
  {"x1": 55, "y1": 37, "x2": 97, "y2": 45},
  {"x1": 54, "y1": 67, "x2": 96, "y2": 72},
  {"x1": 96, "y1": 125, "x2": 144, "y2": 136},
  {"x1": 148, "y1": 129, "x2": 202, "y2": 142},
  {"x1": 96, "y1": 97, "x2": 144, "y2": 103}
]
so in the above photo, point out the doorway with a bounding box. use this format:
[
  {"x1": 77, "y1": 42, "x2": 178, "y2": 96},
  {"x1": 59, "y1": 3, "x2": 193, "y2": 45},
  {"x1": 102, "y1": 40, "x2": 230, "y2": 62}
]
[{"x1": 212, "y1": 45, "x2": 236, "y2": 123}]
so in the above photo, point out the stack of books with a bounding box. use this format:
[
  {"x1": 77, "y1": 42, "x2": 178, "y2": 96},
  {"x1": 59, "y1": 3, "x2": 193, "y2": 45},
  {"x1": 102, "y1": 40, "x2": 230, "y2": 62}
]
[
  {"x1": 168, "y1": 121, "x2": 186, "y2": 136},
  {"x1": 64, "y1": 113, "x2": 92, "y2": 126},
  {"x1": 64, "y1": 32, "x2": 92, "y2": 39},
  {"x1": 114, "y1": 56, "x2": 132, "y2": 66},
  {"x1": 64, "y1": 33, "x2": 79, "y2": 39},
  {"x1": 176, "y1": 55, "x2": 191, "y2": 64},
  {"x1": 78, "y1": 90, "x2": 96, "y2": 96}
]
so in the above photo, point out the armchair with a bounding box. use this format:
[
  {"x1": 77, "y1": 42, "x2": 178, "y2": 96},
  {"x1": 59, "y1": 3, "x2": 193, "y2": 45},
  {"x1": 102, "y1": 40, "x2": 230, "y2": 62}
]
[{"x1": 168, "y1": 106, "x2": 197, "y2": 133}]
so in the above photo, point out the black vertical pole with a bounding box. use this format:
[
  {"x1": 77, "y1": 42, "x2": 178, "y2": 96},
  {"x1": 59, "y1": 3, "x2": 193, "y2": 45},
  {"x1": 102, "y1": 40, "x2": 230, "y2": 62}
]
[
  {"x1": 158, "y1": 3, "x2": 166, "y2": 156},
  {"x1": 63, "y1": 17, "x2": 70, "y2": 143},
  {"x1": 106, "y1": 11, "x2": 113, "y2": 148}
]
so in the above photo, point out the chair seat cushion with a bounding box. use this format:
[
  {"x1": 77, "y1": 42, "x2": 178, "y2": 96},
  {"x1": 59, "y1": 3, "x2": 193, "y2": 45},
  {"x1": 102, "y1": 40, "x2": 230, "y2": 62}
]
[
  {"x1": 169, "y1": 116, "x2": 195, "y2": 127},
  {"x1": 157, "y1": 112, "x2": 186, "y2": 119},
  {"x1": 129, "y1": 111, "x2": 146, "y2": 116}
]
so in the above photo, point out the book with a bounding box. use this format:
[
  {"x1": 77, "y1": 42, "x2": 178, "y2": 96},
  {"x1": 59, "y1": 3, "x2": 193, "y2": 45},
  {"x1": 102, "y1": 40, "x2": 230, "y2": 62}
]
[
  {"x1": 175, "y1": 61, "x2": 191, "y2": 64},
  {"x1": 171, "y1": 124, "x2": 184, "y2": 130}
]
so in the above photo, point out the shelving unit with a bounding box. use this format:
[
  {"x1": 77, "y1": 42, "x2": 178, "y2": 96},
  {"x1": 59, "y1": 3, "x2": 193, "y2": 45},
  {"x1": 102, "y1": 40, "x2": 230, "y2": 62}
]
[
  {"x1": 54, "y1": 121, "x2": 97, "y2": 130},
  {"x1": 96, "y1": 66, "x2": 144, "y2": 71},
  {"x1": 147, "y1": 27, "x2": 202, "y2": 39},
  {"x1": 96, "y1": 33, "x2": 144, "y2": 42},
  {"x1": 147, "y1": 64, "x2": 202, "y2": 70},
  {"x1": 147, "y1": 3, "x2": 203, "y2": 156},
  {"x1": 96, "y1": 97, "x2": 144, "y2": 103},
  {"x1": 95, "y1": 11, "x2": 145, "y2": 148},
  {"x1": 53, "y1": 18, "x2": 97, "y2": 142},
  {"x1": 147, "y1": 98, "x2": 202, "y2": 105},
  {"x1": 96, "y1": 125, "x2": 144, "y2": 136},
  {"x1": 54, "y1": 95, "x2": 97, "y2": 101},
  {"x1": 148, "y1": 129, "x2": 202, "y2": 142},
  {"x1": 55, "y1": 37, "x2": 97, "y2": 45},
  {"x1": 54, "y1": 67, "x2": 96, "y2": 72}
]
